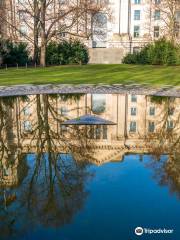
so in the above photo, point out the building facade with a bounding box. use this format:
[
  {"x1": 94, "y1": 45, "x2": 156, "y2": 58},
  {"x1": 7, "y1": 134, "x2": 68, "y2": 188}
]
[
  {"x1": 1, "y1": 0, "x2": 180, "y2": 63},
  {"x1": 0, "y1": 93, "x2": 179, "y2": 165},
  {"x1": 0, "y1": 93, "x2": 179, "y2": 187},
  {"x1": 90, "y1": 0, "x2": 180, "y2": 63}
]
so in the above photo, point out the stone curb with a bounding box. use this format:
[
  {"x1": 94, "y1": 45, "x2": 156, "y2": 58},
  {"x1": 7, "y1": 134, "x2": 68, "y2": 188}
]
[{"x1": 0, "y1": 84, "x2": 179, "y2": 97}]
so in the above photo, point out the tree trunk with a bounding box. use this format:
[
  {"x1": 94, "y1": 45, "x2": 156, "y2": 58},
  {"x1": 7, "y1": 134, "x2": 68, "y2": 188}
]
[
  {"x1": 33, "y1": 36, "x2": 39, "y2": 64},
  {"x1": 40, "y1": 0, "x2": 46, "y2": 67},
  {"x1": 33, "y1": 0, "x2": 39, "y2": 64},
  {"x1": 40, "y1": 40, "x2": 46, "y2": 67}
]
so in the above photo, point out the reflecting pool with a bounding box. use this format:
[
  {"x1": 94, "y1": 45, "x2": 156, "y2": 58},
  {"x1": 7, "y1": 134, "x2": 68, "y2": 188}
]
[{"x1": 0, "y1": 93, "x2": 179, "y2": 239}]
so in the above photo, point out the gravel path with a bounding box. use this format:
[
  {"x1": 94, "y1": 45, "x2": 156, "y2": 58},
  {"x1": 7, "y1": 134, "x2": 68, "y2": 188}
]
[{"x1": 0, "y1": 84, "x2": 179, "y2": 97}]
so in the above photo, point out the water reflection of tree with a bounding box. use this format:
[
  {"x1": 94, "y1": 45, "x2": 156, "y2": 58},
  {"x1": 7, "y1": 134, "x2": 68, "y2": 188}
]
[
  {"x1": 144, "y1": 151, "x2": 180, "y2": 199},
  {"x1": 33, "y1": 94, "x2": 92, "y2": 156},
  {"x1": 21, "y1": 154, "x2": 91, "y2": 226},
  {"x1": 146, "y1": 96, "x2": 180, "y2": 158},
  {"x1": 23, "y1": 93, "x2": 92, "y2": 227},
  {"x1": 0, "y1": 96, "x2": 17, "y2": 167},
  {"x1": 0, "y1": 152, "x2": 92, "y2": 239},
  {"x1": 0, "y1": 96, "x2": 22, "y2": 239},
  {"x1": 145, "y1": 96, "x2": 180, "y2": 197},
  {"x1": 0, "y1": 94, "x2": 94, "y2": 239},
  {"x1": 0, "y1": 95, "x2": 30, "y2": 152}
]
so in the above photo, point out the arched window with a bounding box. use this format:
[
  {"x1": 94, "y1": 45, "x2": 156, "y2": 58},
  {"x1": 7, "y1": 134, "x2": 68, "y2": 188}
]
[
  {"x1": 23, "y1": 121, "x2": 32, "y2": 132},
  {"x1": 92, "y1": 94, "x2": 106, "y2": 114},
  {"x1": 59, "y1": 106, "x2": 69, "y2": 116}
]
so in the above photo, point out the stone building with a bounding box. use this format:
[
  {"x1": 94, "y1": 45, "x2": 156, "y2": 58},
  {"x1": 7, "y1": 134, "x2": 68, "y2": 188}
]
[
  {"x1": 89, "y1": 0, "x2": 180, "y2": 63},
  {"x1": 1, "y1": 0, "x2": 180, "y2": 63},
  {"x1": 0, "y1": 93, "x2": 179, "y2": 188},
  {"x1": 0, "y1": 93, "x2": 179, "y2": 165}
]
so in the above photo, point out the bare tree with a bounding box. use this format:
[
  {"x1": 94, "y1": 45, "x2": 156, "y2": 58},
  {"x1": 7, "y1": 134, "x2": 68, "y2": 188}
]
[
  {"x1": 0, "y1": 0, "x2": 109, "y2": 65},
  {"x1": 145, "y1": 96, "x2": 180, "y2": 158},
  {"x1": 151, "y1": 0, "x2": 180, "y2": 43}
]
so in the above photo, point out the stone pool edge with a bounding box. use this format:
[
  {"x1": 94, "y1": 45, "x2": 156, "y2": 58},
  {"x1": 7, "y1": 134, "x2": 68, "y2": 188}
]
[{"x1": 0, "y1": 84, "x2": 179, "y2": 97}]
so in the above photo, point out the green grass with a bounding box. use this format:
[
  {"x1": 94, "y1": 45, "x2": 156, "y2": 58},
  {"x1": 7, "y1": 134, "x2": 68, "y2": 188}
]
[{"x1": 0, "y1": 64, "x2": 180, "y2": 87}]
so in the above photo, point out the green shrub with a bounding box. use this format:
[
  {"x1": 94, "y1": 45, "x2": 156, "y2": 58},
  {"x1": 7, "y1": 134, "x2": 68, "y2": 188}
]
[
  {"x1": 70, "y1": 40, "x2": 89, "y2": 64},
  {"x1": 122, "y1": 44, "x2": 154, "y2": 64},
  {"x1": 123, "y1": 38, "x2": 180, "y2": 65},
  {"x1": 46, "y1": 42, "x2": 60, "y2": 65},
  {"x1": 46, "y1": 39, "x2": 89, "y2": 65},
  {"x1": 122, "y1": 53, "x2": 138, "y2": 64},
  {"x1": 0, "y1": 39, "x2": 30, "y2": 66},
  {"x1": 152, "y1": 39, "x2": 180, "y2": 65}
]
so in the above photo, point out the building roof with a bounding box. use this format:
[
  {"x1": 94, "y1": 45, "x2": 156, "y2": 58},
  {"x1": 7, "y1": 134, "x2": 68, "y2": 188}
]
[{"x1": 61, "y1": 114, "x2": 116, "y2": 125}]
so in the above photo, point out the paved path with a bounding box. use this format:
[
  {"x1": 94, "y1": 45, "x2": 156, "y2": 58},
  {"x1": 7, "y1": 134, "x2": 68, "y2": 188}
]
[{"x1": 0, "y1": 84, "x2": 179, "y2": 97}]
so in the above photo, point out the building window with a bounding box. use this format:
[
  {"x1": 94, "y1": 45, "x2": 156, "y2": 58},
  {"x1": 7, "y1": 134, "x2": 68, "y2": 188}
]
[
  {"x1": 175, "y1": 22, "x2": 180, "y2": 37},
  {"x1": 131, "y1": 95, "x2": 137, "y2": 102},
  {"x1": 89, "y1": 126, "x2": 95, "y2": 139},
  {"x1": 148, "y1": 121, "x2": 155, "y2": 133},
  {"x1": 175, "y1": 11, "x2": 180, "y2": 21},
  {"x1": 95, "y1": 125, "x2": 101, "y2": 139},
  {"x1": 94, "y1": 12, "x2": 108, "y2": 29},
  {"x1": 134, "y1": 0, "x2": 141, "y2": 4},
  {"x1": 89, "y1": 125, "x2": 107, "y2": 140},
  {"x1": 92, "y1": 94, "x2": 106, "y2": 114},
  {"x1": 103, "y1": 125, "x2": 107, "y2": 139},
  {"x1": 133, "y1": 47, "x2": 140, "y2": 53},
  {"x1": 134, "y1": 26, "x2": 140, "y2": 38},
  {"x1": 154, "y1": 10, "x2": 160, "y2": 20},
  {"x1": 60, "y1": 107, "x2": 69, "y2": 116},
  {"x1": 59, "y1": 0, "x2": 68, "y2": 4},
  {"x1": 19, "y1": 11, "x2": 24, "y2": 21},
  {"x1": 131, "y1": 107, "x2": 137, "y2": 116},
  {"x1": 168, "y1": 107, "x2": 174, "y2": 116},
  {"x1": 20, "y1": 25, "x2": 27, "y2": 37},
  {"x1": 23, "y1": 121, "x2": 32, "y2": 132},
  {"x1": 130, "y1": 121, "x2": 137, "y2": 132},
  {"x1": 134, "y1": 10, "x2": 141, "y2": 20},
  {"x1": 60, "y1": 125, "x2": 68, "y2": 134},
  {"x1": 169, "y1": 97, "x2": 175, "y2": 103},
  {"x1": 23, "y1": 106, "x2": 31, "y2": 116},
  {"x1": 149, "y1": 107, "x2": 155, "y2": 116},
  {"x1": 59, "y1": 32, "x2": 66, "y2": 37},
  {"x1": 154, "y1": 26, "x2": 160, "y2": 38},
  {"x1": 24, "y1": 96, "x2": 30, "y2": 102},
  {"x1": 167, "y1": 120, "x2": 174, "y2": 130},
  {"x1": 175, "y1": 11, "x2": 180, "y2": 37},
  {"x1": 155, "y1": 0, "x2": 161, "y2": 4}
]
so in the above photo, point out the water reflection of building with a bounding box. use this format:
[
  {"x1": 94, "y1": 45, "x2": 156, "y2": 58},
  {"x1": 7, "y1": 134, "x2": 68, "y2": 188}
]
[
  {"x1": 1, "y1": 94, "x2": 179, "y2": 240},
  {"x1": 0, "y1": 154, "x2": 28, "y2": 187},
  {"x1": 0, "y1": 94, "x2": 179, "y2": 165}
]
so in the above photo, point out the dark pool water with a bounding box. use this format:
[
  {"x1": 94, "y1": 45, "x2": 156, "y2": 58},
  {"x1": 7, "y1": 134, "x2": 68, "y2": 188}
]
[
  {"x1": 0, "y1": 93, "x2": 179, "y2": 240},
  {"x1": 1, "y1": 153, "x2": 180, "y2": 240}
]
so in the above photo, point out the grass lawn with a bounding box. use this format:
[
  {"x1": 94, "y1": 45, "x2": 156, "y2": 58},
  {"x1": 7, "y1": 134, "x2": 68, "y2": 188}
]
[{"x1": 0, "y1": 64, "x2": 180, "y2": 87}]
